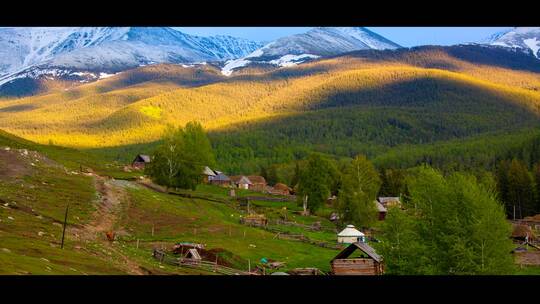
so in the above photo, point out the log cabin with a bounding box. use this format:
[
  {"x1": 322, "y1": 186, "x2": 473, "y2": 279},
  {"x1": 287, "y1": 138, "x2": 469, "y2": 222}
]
[
  {"x1": 132, "y1": 154, "x2": 151, "y2": 169},
  {"x1": 331, "y1": 242, "x2": 384, "y2": 275}
]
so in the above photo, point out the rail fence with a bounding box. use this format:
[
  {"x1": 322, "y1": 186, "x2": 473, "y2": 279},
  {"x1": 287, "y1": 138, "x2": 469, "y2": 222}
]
[{"x1": 152, "y1": 249, "x2": 258, "y2": 275}]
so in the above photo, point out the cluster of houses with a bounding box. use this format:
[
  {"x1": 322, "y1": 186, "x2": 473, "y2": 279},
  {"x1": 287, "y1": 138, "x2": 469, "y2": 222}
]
[
  {"x1": 130, "y1": 155, "x2": 293, "y2": 195},
  {"x1": 133, "y1": 154, "x2": 392, "y2": 275},
  {"x1": 203, "y1": 166, "x2": 294, "y2": 196}
]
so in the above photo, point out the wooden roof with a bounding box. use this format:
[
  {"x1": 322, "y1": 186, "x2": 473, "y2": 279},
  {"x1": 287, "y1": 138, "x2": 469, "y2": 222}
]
[
  {"x1": 230, "y1": 175, "x2": 252, "y2": 184},
  {"x1": 202, "y1": 166, "x2": 216, "y2": 176},
  {"x1": 248, "y1": 175, "x2": 266, "y2": 184},
  {"x1": 185, "y1": 248, "x2": 202, "y2": 260},
  {"x1": 332, "y1": 242, "x2": 382, "y2": 263},
  {"x1": 212, "y1": 173, "x2": 230, "y2": 181},
  {"x1": 273, "y1": 183, "x2": 291, "y2": 191},
  {"x1": 512, "y1": 224, "x2": 535, "y2": 239},
  {"x1": 133, "y1": 154, "x2": 151, "y2": 163},
  {"x1": 375, "y1": 201, "x2": 387, "y2": 213},
  {"x1": 523, "y1": 214, "x2": 540, "y2": 222}
]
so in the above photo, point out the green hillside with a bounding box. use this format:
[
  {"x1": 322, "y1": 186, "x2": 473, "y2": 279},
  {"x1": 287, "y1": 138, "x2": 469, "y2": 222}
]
[{"x1": 0, "y1": 130, "x2": 343, "y2": 274}]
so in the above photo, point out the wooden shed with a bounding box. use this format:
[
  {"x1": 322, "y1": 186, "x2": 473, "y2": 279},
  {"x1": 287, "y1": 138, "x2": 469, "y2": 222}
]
[
  {"x1": 512, "y1": 223, "x2": 536, "y2": 241},
  {"x1": 331, "y1": 242, "x2": 384, "y2": 275},
  {"x1": 202, "y1": 166, "x2": 217, "y2": 183},
  {"x1": 271, "y1": 183, "x2": 292, "y2": 195},
  {"x1": 375, "y1": 200, "x2": 387, "y2": 221},
  {"x1": 378, "y1": 197, "x2": 402, "y2": 208},
  {"x1": 230, "y1": 175, "x2": 253, "y2": 190},
  {"x1": 181, "y1": 248, "x2": 202, "y2": 265},
  {"x1": 247, "y1": 175, "x2": 267, "y2": 192},
  {"x1": 132, "y1": 154, "x2": 151, "y2": 169}
]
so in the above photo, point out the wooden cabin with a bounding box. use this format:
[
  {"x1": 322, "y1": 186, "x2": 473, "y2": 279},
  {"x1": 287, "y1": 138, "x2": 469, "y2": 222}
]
[
  {"x1": 520, "y1": 214, "x2": 540, "y2": 233},
  {"x1": 375, "y1": 200, "x2": 387, "y2": 221},
  {"x1": 202, "y1": 166, "x2": 217, "y2": 183},
  {"x1": 270, "y1": 183, "x2": 292, "y2": 195},
  {"x1": 378, "y1": 197, "x2": 402, "y2": 209},
  {"x1": 331, "y1": 242, "x2": 384, "y2": 275},
  {"x1": 326, "y1": 195, "x2": 337, "y2": 206},
  {"x1": 132, "y1": 154, "x2": 151, "y2": 169},
  {"x1": 247, "y1": 175, "x2": 267, "y2": 192},
  {"x1": 240, "y1": 214, "x2": 268, "y2": 227},
  {"x1": 230, "y1": 175, "x2": 253, "y2": 190},
  {"x1": 512, "y1": 223, "x2": 536, "y2": 242},
  {"x1": 172, "y1": 242, "x2": 204, "y2": 254},
  {"x1": 181, "y1": 248, "x2": 202, "y2": 265}
]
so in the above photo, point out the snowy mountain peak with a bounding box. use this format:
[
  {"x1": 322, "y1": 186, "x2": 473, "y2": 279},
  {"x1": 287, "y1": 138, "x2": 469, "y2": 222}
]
[
  {"x1": 220, "y1": 27, "x2": 401, "y2": 76},
  {"x1": 487, "y1": 27, "x2": 540, "y2": 58},
  {"x1": 0, "y1": 27, "x2": 263, "y2": 78}
]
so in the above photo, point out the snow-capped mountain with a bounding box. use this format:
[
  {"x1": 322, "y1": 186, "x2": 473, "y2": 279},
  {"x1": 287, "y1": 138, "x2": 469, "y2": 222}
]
[
  {"x1": 486, "y1": 27, "x2": 540, "y2": 59},
  {"x1": 0, "y1": 27, "x2": 264, "y2": 89},
  {"x1": 221, "y1": 27, "x2": 401, "y2": 76},
  {"x1": 258, "y1": 27, "x2": 401, "y2": 57}
]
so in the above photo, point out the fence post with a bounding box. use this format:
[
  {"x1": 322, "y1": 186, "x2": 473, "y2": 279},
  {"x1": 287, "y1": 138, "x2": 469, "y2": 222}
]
[
  {"x1": 60, "y1": 204, "x2": 69, "y2": 249},
  {"x1": 136, "y1": 239, "x2": 140, "y2": 249}
]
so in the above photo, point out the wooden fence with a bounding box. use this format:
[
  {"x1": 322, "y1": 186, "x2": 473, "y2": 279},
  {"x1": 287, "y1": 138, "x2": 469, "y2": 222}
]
[
  {"x1": 241, "y1": 196, "x2": 296, "y2": 202},
  {"x1": 273, "y1": 219, "x2": 337, "y2": 233},
  {"x1": 268, "y1": 229, "x2": 343, "y2": 250},
  {"x1": 152, "y1": 249, "x2": 258, "y2": 275}
]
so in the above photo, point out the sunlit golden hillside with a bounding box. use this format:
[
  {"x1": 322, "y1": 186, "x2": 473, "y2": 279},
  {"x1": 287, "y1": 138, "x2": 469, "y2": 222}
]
[{"x1": 1, "y1": 45, "x2": 540, "y2": 149}]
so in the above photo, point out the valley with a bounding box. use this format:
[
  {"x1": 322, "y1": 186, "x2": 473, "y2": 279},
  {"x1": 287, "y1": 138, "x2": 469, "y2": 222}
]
[{"x1": 2, "y1": 26, "x2": 540, "y2": 275}]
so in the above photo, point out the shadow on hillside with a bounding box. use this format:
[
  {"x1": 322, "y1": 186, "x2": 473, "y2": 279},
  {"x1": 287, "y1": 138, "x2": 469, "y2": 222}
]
[{"x1": 340, "y1": 45, "x2": 540, "y2": 74}]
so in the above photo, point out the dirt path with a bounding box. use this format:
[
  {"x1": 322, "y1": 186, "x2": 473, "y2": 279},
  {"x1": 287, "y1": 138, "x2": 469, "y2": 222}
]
[{"x1": 70, "y1": 174, "x2": 145, "y2": 275}]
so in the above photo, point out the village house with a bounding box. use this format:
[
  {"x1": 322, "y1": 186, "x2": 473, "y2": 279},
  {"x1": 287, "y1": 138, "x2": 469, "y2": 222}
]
[
  {"x1": 132, "y1": 154, "x2": 151, "y2": 169},
  {"x1": 518, "y1": 214, "x2": 540, "y2": 233},
  {"x1": 331, "y1": 242, "x2": 384, "y2": 275},
  {"x1": 329, "y1": 212, "x2": 340, "y2": 222},
  {"x1": 326, "y1": 195, "x2": 337, "y2": 206},
  {"x1": 375, "y1": 200, "x2": 387, "y2": 220},
  {"x1": 266, "y1": 183, "x2": 292, "y2": 196},
  {"x1": 230, "y1": 175, "x2": 253, "y2": 190},
  {"x1": 247, "y1": 175, "x2": 267, "y2": 192},
  {"x1": 202, "y1": 166, "x2": 217, "y2": 183},
  {"x1": 337, "y1": 225, "x2": 366, "y2": 244},
  {"x1": 378, "y1": 197, "x2": 402, "y2": 209},
  {"x1": 512, "y1": 223, "x2": 536, "y2": 242},
  {"x1": 210, "y1": 172, "x2": 232, "y2": 187}
]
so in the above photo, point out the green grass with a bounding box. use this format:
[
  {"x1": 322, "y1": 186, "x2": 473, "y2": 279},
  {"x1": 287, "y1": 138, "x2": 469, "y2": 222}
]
[
  {"x1": 0, "y1": 129, "x2": 138, "y2": 179},
  {"x1": 515, "y1": 266, "x2": 540, "y2": 275},
  {"x1": 118, "y1": 186, "x2": 339, "y2": 272}
]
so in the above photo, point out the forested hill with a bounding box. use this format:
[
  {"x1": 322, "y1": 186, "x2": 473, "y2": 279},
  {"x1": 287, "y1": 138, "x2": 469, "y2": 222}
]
[{"x1": 1, "y1": 44, "x2": 540, "y2": 174}]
